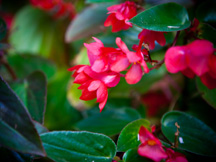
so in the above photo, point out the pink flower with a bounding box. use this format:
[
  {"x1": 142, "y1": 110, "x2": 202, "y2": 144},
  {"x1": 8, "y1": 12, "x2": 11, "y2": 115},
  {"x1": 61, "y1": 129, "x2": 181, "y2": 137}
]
[
  {"x1": 165, "y1": 39, "x2": 216, "y2": 89},
  {"x1": 138, "y1": 126, "x2": 167, "y2": 162},
  {"x1": 68, "y1": 65, "x2": 120, "y2": 111},
  {"x1": 104, "y1": 1, "x2": 137, "y2": 32},
  {"x1": 116, "y1": 37, "x2": 149, "y2": 84},
  {"x1": 84, "y1": 37, "x2": 129, "y2": 73},
  {"x1": 138, "y1": 29, "x2": 166, "y2": 50},
  {"x1": 165, "y1": 148, "x2": 188, "y2": 162}
]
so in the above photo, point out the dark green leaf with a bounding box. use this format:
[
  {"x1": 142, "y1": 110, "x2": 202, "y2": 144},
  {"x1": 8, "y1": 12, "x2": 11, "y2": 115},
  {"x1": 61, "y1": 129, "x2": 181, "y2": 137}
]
[
  {"x1": 109, "y1": 65, "x2": 166, "y2": 97},
  {"x1": 0, "y1": 76, "x2": 45, "y2": 156},
  {"x1": 86, "y1": 0, "x2": 118, "y2": 3},
  {"x1": 0, "y1": 18, "x2": 7, "y2": 40},
  {"x1": 65, "y1": 4, "x2": 109, "y2": 42},
  {"x1": 123, "y1": 148, "x2": 152, "y2": 162},
  {"x1": 40, "y1": 131, "x2": 116, "y2": 162},
  {"x1": 0, "y1": 54, "x2": 56, "y2": 81},
  {"x1": 130, "y1": 2, "x2": 190, "y2": 32},
  {"x1": 161, "y1": 111, "x2": 216, "y2": 156},
  {"x1": 75, "y1": 108, "x2": 141, "y2": 136},
  {"x1": 196, "y1": 77, "x2": 216, "y2": 109},
  {"x1": 11, "y1": 71, "x2": 47, "y2": 123},
  {"x1": 196, "y1": 0, "x2": 216, "y2": 26},
  {"x1": 198, "y1": 23, "x2": 216, "y2": 48},
  {"x1": 117, "y1": 119, "x2": 150, "y2": 152},
  {"x1": 45, "y1": 70, "x2": 83, "y2": 130}
]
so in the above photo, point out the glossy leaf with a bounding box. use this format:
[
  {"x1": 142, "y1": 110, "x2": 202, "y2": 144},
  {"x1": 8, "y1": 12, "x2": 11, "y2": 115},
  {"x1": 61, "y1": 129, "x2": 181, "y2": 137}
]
[
  {"x1": 75, "y1": 108, "x2": 141, "y2": 136},
  {"x1": 123, "y1": 148, "x2": 152, "y2": 162},
  {"x1": 130, "y1": 2, "x2": 190, "y2": 32},
  {"x1": 11, "y1": 71, "x2": 47, "y2": 123},
  {"x1": 0, "y1": 18, "x2": 7, "y2": 40},
  {"x1": 40, "y1": 131, "x2": 116, "y2": 162},
  {"x1": 0, "y1": 54, "x2": 56, "y2": 81},
  {"x1": 0, "y1": 76, "x2": 45, "y2": 156},
  {"x1": 117, "y1": 119, "x2": 150, "y2": 152},
  {"x1": 65, "y1": 4, "x2": 109, "y2": 42},
  {"x1": 161, "y1": 111, "x2": 216, "y2": 156},
  {"x1": 196, "y1": 77, "x2": 216, "y2": 109}
]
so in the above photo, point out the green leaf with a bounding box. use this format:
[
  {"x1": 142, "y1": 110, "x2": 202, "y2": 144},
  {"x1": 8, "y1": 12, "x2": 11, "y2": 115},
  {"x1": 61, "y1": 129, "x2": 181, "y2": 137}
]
[
  {"x1": 0, "y1": 18, "x2": 7, "y2": 40},
  {"x1": 123, "y1": 148, "x2": 152, "y2": 162},
  {"x1": 117, "y1": 119, "x2": 150, "y2": 152},
  {"x1": 161, "y1": 111, "x2": 216, "y2": 156},
  {"x1": 11, "y1": 71, "x2": 47, "y2": 123},
  {"x1": 130, "y1": 2, "x2": 190, "y2": 32},
  {"x1": 65, "y1": 4, "x2": 110, "y2": 42},
  {"x1": 34, "y1": 121, "x2": 48, "y2": 134},
  {"x1": 67, "y1": 81, "x2": 96, "y2": 108},
  {"x1": 45, "y1": 70, "x2": 83, "y2": 130},
  {"x1": 109, "y1": 65, "x2": 166, "y2": 98},
  {"x1": 196, "y1": 0, "x2": 216, "y2": 26},
  {"x1": 40, "y1": 131, "x2": 116, "y2": 162},
  {"x1": 198, "y1": 23, "x2": 216, "y2": 48},
  {"x1": 0, "y1": 54, "x2": 56, "y2": 81},
  {"x1": 86, "y1": 0, "x2": 118, "y2": 3},
  {"x1": 196, "y1": 77, "x2": 216, "y2": 109},
  {"x1": 9, "y1": 6, "x2": 66, "y2": 65},
  {"x1": 0, "y1": 76, "x2": 45, "y2": 156},
  {"x1": 75, "y1": 108, "x2": 141, "y2": 136}
]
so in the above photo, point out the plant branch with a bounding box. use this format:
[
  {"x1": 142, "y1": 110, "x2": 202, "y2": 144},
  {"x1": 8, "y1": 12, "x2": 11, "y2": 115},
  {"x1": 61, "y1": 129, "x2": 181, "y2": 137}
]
[
  {"x1": 0, "y1": 54, "x2": 17, "y2": 80},
  {"x1": 149, "y1": 31, "x2": 181, "y2": 71}
]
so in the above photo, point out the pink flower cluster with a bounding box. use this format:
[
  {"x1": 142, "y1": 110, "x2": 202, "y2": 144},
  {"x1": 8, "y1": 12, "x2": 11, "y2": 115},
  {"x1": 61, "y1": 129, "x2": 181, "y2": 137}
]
[
  {"x1": 104, "y1": 1, "x2": 137, "y2": 32},
  {"x1": 165, "y1": 40, "x2": 216, "y2": 89},
  {"x1": 30, "y1": 0, "x2": 76, "y2": 19},
  {"x1": 69, "y1": 37, "x2": 152, "y2": 111},
  {"x1": 138, "y1": 126, "x2": 188, "y2": 162}
]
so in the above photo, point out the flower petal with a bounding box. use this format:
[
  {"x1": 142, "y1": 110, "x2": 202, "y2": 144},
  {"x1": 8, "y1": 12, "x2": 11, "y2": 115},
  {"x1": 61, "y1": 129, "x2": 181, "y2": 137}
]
[
  {"x1": 80, "y1": 89, "x2": 96, "y2": 101},
  {"x1": 88, "y1": 80, "x2": 101, "y2": 91},
  {"x1": 138, "y1": 143, "x2": 167, "y2": 162},
  {"x1": 110, "y1": 55, "x2": 130, "y2": 72},
  {"x1": 200, "y1": 73, "x2": 216, "y2": 89},
  {"x1": 91, "y1": 58, "x2": 108, "y2": 73},
  {"x1": 125, "y1": 64, "x2": 142, "y2": 84},
  {"x1": 165, "y1": 46, "x2": 188, "y2": 73}
]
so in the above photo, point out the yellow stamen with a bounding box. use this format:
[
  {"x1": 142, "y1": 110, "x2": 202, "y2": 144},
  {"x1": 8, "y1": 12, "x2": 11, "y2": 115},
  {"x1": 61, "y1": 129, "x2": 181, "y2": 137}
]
[{"x1": 147, "y1": 140, "x2": 157, "y2": 146}]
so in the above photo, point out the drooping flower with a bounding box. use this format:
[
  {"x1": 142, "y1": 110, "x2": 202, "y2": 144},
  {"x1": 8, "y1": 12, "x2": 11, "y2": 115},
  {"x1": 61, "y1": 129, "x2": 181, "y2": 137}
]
[
  {"x1": 104, "y1": 1, "x2": 137, "y2": 32},
  {"x1": 165, "y1": 148, "x2": 188, "y2": 162},
  {"x1": 165, "y1": 39, "x2": 216, "y2": 89},
  {"x1": 68, "y1": 65, "x2": 120, "y2": 111},
  {"x1": 138, "y1": 29, "x2": 166, "y2": 50},
  {"x1": 138, "y1": 126, "x2": 167, "y2": 162},
  {"x1": 116, "y1": 37, "x2": 149, "y2": 84}
]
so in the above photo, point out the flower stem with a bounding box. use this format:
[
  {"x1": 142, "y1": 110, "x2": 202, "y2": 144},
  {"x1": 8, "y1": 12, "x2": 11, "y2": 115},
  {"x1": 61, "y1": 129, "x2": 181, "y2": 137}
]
[
  {"x1": 172, "y1": 31, "x2": 180, "y2": 47},
  {"x1": 149, "y1": 31, "x2": 181, "y2": 71}
]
